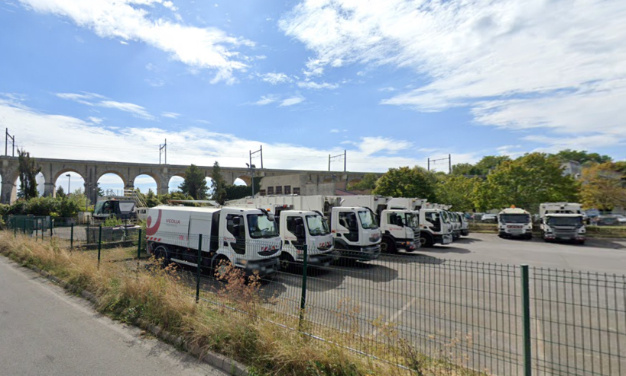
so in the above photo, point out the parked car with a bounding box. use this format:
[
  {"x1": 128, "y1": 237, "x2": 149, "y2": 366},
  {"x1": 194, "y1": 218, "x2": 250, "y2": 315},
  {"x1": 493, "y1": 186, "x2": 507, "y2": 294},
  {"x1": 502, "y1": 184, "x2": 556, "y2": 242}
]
[
  {"x1": 480, "y1": 213, "x2": 498, "y2": 223},
  {"x1": 596, "y1": 215, "x2": 626, "y2": 226}
]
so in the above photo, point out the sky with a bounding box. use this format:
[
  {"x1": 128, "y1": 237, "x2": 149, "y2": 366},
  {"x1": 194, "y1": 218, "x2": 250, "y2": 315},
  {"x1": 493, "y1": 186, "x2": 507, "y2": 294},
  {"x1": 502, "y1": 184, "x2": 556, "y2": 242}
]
[{"x1": 1, "y1": 0, "x2": 625, "y2": 194}]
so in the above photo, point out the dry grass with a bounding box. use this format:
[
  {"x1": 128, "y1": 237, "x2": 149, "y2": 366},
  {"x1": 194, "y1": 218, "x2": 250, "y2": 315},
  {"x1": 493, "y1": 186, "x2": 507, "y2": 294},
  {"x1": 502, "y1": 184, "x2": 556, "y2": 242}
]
[{"x1": 0, "y1": 232, "x2": 487, "y2": 376}]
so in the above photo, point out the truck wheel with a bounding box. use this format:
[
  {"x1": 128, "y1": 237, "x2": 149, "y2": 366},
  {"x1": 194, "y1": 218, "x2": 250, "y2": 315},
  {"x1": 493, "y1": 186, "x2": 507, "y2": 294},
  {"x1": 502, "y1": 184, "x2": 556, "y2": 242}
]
[
  {"x1": 279, "y1": 252, "x2": 295, "y2": 271},
  {"x1": 154, "y1": 245, "x2": 170, "y2": 268},
  {"x1": 420, "y1": 234, "x2": 434, "y2": 248},
  {"x1": 382, "y1": 238, "x2": 396, "y2": 253},
  {"x1": 213, "y1": 256, "x2": 231, "y2": 280}
]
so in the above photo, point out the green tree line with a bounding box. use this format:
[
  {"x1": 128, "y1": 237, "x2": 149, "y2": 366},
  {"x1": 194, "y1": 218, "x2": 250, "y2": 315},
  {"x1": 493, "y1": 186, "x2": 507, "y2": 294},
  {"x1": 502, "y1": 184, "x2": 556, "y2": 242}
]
[{"x1": 351, "y1": 150, "x2": 626, "y2": 213}]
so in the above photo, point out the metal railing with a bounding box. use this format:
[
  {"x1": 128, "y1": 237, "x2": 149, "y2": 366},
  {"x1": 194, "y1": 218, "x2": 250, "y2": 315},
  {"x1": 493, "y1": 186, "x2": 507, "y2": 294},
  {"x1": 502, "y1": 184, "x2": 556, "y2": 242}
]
[{"x1": 7, "y1": 222, "x2": 625, "y2": 375}]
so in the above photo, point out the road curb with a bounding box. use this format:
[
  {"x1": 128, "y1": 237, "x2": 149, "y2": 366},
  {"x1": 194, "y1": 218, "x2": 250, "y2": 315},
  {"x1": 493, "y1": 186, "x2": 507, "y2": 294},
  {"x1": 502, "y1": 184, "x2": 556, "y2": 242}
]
[{"x1": 19, "y1": 260, "x2": 249, "y2": 376}]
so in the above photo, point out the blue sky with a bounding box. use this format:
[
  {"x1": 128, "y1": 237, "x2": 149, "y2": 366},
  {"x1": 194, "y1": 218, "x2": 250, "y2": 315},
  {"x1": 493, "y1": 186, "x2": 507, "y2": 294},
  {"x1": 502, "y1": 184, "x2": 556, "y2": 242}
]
[{"x1": 1, "y1": 0, "x2": 625, "y2": 194}]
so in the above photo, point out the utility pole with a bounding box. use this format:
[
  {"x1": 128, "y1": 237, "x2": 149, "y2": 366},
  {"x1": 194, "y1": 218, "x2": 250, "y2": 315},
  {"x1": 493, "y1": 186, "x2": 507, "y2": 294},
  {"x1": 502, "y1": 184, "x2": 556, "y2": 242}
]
[
  {"x1": 328, "y1": 150, "x2": 347, "y2": 172},
  {"x1": 5, "y1": 128, "x2": 15, "y2": 156},
  {"x1": 250, "y1": 145, "x2": 263, "y2": 169},
  {"x1": 159, "y1": 139, "x2": 167, "y2": 164},
  {"x1": 427, "y1": 154, "x2": 452, "y2": 173}
]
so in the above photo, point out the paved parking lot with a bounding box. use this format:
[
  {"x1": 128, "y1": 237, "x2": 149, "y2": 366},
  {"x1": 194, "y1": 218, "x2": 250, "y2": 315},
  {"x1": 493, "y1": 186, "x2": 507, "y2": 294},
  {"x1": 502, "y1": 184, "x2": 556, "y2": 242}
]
[
  {"x1": 250, "y1": 233, "x2": 626, "y2": 376},
  {"x1": 419, "y1": 233, "x2": 626, "y2": 274}
]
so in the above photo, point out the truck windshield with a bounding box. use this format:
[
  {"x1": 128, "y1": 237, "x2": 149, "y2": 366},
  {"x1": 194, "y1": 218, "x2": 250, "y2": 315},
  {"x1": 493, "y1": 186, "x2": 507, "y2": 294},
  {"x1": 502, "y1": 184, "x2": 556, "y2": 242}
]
[
  {"x1": 306, "y1": 215, "x2": 330, "y2": 236},
  {"x1": 500, "y1": 214, "x2": 530, "y2": 224},
  {"x1": 405, "y1": 213, "x2": 419, "y2": 228},
  {"x1": 247, "y1": 214, "x2": 279, "y2": 238},
  {"x1": 547, "y1": 216, "x2": 583, "y2": 226},
  {"x1": 358, "y1": 210, "x2": 379, "y2": 229}
]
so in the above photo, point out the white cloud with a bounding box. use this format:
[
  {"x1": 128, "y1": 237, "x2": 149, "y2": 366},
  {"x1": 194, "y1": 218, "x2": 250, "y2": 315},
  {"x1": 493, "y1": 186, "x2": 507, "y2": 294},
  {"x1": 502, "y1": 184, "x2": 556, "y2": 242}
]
[
  {"x1": 297, "y1": 81, "x2": 338, "y2": 90},
  {"x1": 0, "y1": 97, "x2": 433, "y2": 172},
  {"x1": 88, "y1": 116, "x2": 103, "y2": 124},
  {"x1": 57, "y1": 92, "x2": 154, "y2": 120},
  {"x1": 259, "y1": 72, "x2": 292, "y2": 85},
  {"x1": 279, "y1": 96, "x2": 304, "y2": 107},
  {"x1": 19, "y1": 0, "x2": 252, "y2": 82},
  {"x1": 161, "y1": 112, "x2": 180, "y2": 119},
  {"x1": 280, "y1": 0, "x2": 626, "y2": 145},
  {"x1": 100, "y1": 100, "x2": 154, "y2": 120},
  {"x1": 253, "y1": 95, "x2": 277, "y2": 106}
]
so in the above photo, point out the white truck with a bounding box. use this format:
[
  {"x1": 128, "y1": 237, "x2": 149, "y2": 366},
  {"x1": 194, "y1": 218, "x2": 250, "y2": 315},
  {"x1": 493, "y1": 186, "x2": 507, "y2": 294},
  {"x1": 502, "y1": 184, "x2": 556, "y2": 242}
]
[
  {"x1": 145, "y1": 206, "x2": 281, "y2": 278},
  {"x1": 386, "y1": 198, "x2": 454, "y2": 247},
  {"x1": 539, "y1": 202, "x2": 586, "y2": 244},
  {"x1": 226, "y1": 195, "x2": 382, "y2": 262},
  {"x1": 497, "y1": 207, "x2": 533, "y2": 239},
  {"x1": 332, "y1": 195, "x2": 418, "y2": 253}
]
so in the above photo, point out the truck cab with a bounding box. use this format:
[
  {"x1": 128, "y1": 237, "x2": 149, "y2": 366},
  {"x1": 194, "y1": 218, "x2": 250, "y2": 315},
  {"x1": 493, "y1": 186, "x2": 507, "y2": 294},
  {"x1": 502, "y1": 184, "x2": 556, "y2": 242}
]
[
  {"x1": 271, "y1": 207, "x2": 337, "y2": 269},
  {"x1": 497, "y1": 207, "x2": 532, "y2": 239},
  {"x1": 330, "y1": 195, "x2": 417, "y2": 253},
  {"x1": 539, "y1": 203, "x2": 586, "y2": 244},
  {"x1": 330, "y1": 206, "x2": 382, "y2": 261}
]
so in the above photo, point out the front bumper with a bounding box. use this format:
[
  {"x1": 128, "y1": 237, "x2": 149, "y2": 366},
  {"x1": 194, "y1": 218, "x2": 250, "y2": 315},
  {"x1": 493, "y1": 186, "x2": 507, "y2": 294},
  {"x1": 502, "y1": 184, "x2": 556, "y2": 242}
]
[{"x1": 244, "y1": 257, "x2": 280, "y2": 277}]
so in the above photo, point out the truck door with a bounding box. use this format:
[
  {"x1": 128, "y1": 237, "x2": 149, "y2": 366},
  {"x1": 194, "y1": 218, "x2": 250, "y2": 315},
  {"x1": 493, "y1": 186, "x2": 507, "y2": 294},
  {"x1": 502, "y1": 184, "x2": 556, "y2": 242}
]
[
  {"x1": 338, "y1": 211, "x2": 359, "y2": 242},
  {"x1": 286, "y1": 215, "x2": 306, "y2": 249},
  {"x1": 225, "y1": 214, "x2": 246, "y2": 255}
]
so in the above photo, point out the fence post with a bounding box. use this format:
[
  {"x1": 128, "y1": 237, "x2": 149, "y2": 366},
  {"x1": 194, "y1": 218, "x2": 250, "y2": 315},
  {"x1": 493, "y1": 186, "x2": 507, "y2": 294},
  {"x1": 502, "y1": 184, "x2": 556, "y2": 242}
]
[
  {"x1": 41, "y1": 219, "x2": 44, "y2": 241},
  {"x1": 35, "y1": 219, "x2": 38, "y2": 240},
  {"x1": 49, "y1": 218, "x2": 53, "y2": 237},
  {"x1": 299, "y1": 244, "x2": 308, "y2": 331},
  {"x1": 22, "y1": 219, "x2": 26, "y2": 234},
  {"x1": 521, "y1": 264, "x2": 532, "y2": 376},
  {"x1": 196, "y1": 234, "x2": 203, "y2": 303},
  {"x1": 70, "y1": 224, "x2": 74, "y2": 251},
  {"x1": 137, "y1": 229, "x2": 142, "y2": 259},
  {"x1": 97, "y1": 225, "x2": 102, "y2": 269}
]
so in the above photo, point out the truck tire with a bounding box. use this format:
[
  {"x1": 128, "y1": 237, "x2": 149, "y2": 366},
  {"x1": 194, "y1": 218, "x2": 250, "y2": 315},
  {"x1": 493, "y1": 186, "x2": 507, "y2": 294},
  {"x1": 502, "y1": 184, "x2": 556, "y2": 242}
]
[
  {"x1": 381, "y1": 237, "x2": 396, "y2": 253},
  {"x1": 154, "y1": 245, "x2": 170, "y2": 268},
  {"x1": 420, "y1": 233, "x2": 434, "y2": 248},
  {"x1": 213, "y1": 256, "x2": 231, "y2": 280},
  {"x1": 279, "y1": 252, "x2": 295, "y2": 271}
]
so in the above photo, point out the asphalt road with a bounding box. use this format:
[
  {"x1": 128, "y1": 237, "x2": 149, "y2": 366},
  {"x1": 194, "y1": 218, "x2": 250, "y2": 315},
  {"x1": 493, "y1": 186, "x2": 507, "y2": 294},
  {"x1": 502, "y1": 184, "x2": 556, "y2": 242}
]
[{"x1": 0, "y1": 256, "x2": 226, "y2": 376}]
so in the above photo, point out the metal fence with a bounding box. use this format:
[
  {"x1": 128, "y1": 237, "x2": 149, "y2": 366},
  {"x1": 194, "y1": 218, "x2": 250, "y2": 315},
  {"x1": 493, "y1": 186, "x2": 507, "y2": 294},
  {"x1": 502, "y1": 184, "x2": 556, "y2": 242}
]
[
  {"x1": 6, "y1": 216, "x2": 145, "y2": 262},
  {"x1": 7, "y1": 222, "x2": 625, "y2": 375}
]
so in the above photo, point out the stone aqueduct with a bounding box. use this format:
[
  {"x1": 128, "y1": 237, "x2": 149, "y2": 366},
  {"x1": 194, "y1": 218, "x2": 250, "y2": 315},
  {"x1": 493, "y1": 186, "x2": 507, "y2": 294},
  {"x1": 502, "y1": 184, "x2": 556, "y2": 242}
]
[{"x1": 0, "y1": 156, "x2": 374, "y2": 205}]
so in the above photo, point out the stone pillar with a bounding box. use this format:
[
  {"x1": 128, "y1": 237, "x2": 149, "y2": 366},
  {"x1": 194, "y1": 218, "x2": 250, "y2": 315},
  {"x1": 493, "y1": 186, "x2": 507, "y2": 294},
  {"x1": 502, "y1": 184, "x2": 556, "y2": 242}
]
[
  {"x1": 1, "y1": 181, "x2": 15, "y2": 204},
  {"x1": 44, "y1": 182, "x2": 56, "y2": 197},
  {"x1": 84, "y1": 180, "x2": 98, "y2": 206}
]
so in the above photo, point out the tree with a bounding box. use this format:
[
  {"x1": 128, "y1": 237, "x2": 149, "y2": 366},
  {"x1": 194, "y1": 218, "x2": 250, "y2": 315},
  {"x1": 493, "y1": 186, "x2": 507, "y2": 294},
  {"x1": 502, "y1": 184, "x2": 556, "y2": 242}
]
[
  {"x1": 435, "y1": 175, "x2": 481, "y2": 212},
  {"x1": 210, "y1": 162, "x2": 227, "y2": 204},
  {"x1": 556, "y1": 149, "x2": 612, "y2": 165},
  {"x1": 579, "y1": 162, "x2": 626, "y2": 211},
  {"x1": 475, "y1": 153, "x2": 579, "y2": 212},
  {"x1": 145, "y1": 189, "x2": 161, "y2": 207},
  {"x1": 450, "y1": 163, "x2": 482, "y2": 177},
  {"x1": 179, "y1": 164, "x2": 208, "y2": 200},
  {"x1": 347, "y1": 173, "x2": 379, "y2": 192},
  {"x1": 373, "y1": 166, "x2": 437, "y2": 201},
  {"x1": 56, "y1": 186, "x2": 66, "y2": 198},
  {"x1": 18, "y1": 149, "x2": 40, "y2": 200},
  {"x1": 474, "y1": 155, "x2": 511, "y2": 176}
]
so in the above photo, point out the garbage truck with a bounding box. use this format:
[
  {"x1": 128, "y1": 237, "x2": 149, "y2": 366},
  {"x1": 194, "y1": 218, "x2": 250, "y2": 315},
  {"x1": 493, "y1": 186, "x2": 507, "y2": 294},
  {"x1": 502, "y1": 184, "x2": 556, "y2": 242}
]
[
  {"x1": 145, "y1": 205, "x2": 281, "y2": 277},
  {"x1": 497, "y1": 207, "x2": 533, "y2": 239},
  {"x1": 226, "y1": 195, "x2": 382, "y2": 261},
  {"x1": 224, "y1": 198, "x2": 337, "y2": 269},
  {"x1": 331, "y1": 195, "x2": 418, "y2": 253},
  {"x1": 386, "y1": 198, "x2": 454, "y2": 247},
  {"x1": 539, "y1": 202, "x2": 586, "y2": 244}
]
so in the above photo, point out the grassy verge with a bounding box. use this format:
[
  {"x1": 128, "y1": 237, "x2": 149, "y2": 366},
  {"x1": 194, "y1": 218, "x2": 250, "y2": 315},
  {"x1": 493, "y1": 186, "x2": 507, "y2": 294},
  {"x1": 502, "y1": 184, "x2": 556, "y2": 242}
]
[{"x1": 0, "y1": 233, "x2": 486, "y2": 376}]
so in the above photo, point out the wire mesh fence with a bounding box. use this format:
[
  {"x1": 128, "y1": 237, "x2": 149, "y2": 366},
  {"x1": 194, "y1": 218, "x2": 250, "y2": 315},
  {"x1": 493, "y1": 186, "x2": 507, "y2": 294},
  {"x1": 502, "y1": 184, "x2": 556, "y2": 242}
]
[{"x1": 5, "y1": 221, "x2": 625, "y2": 376}]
